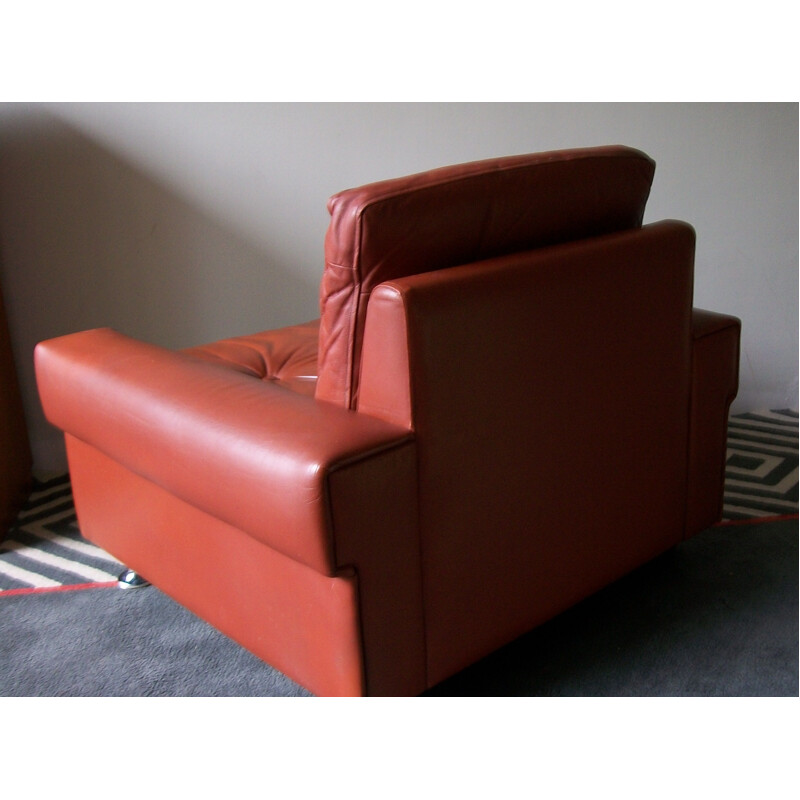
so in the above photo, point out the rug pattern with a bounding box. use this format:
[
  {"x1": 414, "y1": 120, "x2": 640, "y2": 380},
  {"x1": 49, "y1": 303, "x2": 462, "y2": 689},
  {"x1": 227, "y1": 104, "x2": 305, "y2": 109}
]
[
  {"x1": 0, "y1": 475, "x2": 122, "y2": 594},
  {"x1": 723, "y1": 409, "x2": 798, "y2": 520},
  {"x1": 1, "y1": 410, "x2": 797, "y2": 595}
]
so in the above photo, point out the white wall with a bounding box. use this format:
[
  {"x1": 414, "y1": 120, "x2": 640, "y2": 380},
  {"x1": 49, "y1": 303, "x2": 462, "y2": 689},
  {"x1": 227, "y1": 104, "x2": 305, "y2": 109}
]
[{"x1": 0, "y1": 102, "x2": 796, "y2": 473}]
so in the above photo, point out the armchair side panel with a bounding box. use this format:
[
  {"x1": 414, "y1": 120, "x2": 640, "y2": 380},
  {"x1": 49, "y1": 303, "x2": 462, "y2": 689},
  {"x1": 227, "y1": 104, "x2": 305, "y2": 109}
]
[
  {"x1": 686, "y1": 310, "x2": 741, "y2": 534},
  {"x1": 65, "y1": 435, "x2": 366, "y2": 697},
  {"x1": 328, "y1": 441, "x2": 426, "y2": 696}
]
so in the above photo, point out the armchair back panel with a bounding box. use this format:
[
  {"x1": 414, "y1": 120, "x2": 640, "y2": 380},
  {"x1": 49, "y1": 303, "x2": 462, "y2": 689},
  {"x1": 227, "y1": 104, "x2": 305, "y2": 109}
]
[
  {"x1": 316, "y1": 145, "x2": 656, "y2": 409},
  {"x1": 359, "y1": 221, "x2": 696, "y2": 685}
]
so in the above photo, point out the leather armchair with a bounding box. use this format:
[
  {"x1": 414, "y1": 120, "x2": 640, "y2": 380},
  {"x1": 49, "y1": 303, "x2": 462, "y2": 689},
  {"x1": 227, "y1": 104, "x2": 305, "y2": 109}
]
[
  {"x1": 1, "y1": 278, "x2": 32, "y2": 537},
  {"x1": 34, "y1": 146, "x2": 741, "y2": 696}
]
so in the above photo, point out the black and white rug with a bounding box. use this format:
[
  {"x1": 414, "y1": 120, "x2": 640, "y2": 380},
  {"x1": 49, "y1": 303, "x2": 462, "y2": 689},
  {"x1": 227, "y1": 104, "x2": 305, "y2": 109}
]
[
  {"x1": 1, "y1": 409, "x2": 797, "y2": 596},
  {"x1": 722, "y1": 409, "x2": 798, "y2": 520},
  {"x1": 0, "y1": 474, "x2": 121, "y2": 595}
]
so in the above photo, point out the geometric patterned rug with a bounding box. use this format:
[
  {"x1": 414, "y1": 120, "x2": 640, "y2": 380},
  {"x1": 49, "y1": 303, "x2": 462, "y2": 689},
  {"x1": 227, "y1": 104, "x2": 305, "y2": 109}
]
[
  {"x1": 1, "y1": 410, "x2": 797, "y2": 596},
  {"x1": 722, "y1": 409, "x2": 798, "y2": 521},
  {"x1": 0, "y1": 474, "x2": 122, "y2": 596}
]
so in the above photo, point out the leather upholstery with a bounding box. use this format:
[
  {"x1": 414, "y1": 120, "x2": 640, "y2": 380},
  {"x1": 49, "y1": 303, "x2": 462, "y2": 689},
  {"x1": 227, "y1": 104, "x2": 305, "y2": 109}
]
[
  {"x1": 35, "y1": 327, "x2": 412, "y2": 576},
  {"x1": 1, "y1": 280, "x2": 31, "y2": 537},
  {"x1": 184, "y1": 319, "x2": 319, "y2": 397},
  {"x1": 65, "y1": 435, "x2": 368, "y2": 697},
  {"x1": 317, "y1": 145, "x2": 656, "y2": 409},
  {"x1": 360, "y1": 221, "x2": 698, "y2": 683},
  {"x1": 686, "y1": 309, "x2": 741, "y2": 533},
  {"x1": 33, "y1": 146, "x2": 740, "y2": 695}
]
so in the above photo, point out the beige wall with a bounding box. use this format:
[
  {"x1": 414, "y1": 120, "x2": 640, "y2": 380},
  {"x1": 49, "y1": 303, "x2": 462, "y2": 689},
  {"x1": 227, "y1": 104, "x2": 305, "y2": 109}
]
[{"x1": 0, "y1": 102, "x2": 797, "y2": 473}]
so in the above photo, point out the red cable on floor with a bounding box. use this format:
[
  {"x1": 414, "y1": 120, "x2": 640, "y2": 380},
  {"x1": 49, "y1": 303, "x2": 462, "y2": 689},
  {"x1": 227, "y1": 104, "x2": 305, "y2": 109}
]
[{"x1": 0, "y1": 580, "x2": 118, "y2": 598}]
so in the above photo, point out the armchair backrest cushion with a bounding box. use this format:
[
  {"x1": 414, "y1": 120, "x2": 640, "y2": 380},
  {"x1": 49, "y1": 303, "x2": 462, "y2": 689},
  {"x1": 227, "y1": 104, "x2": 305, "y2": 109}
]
[{"x1": 315, "y1": 145, "x2": 656, "y2": 409}]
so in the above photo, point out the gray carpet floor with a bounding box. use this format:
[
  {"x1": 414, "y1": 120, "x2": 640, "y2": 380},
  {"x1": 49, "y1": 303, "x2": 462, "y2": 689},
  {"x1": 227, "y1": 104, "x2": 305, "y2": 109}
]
[{"x1": 0, "y1": 518, "x2": 796, "y2": 697}]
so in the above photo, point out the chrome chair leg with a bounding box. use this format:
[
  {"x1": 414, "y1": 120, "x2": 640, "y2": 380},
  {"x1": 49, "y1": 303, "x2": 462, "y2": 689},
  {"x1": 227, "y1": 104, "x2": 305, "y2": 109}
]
[{"x1": 117, "y1": 568, "x2": 150, "y2": 589}]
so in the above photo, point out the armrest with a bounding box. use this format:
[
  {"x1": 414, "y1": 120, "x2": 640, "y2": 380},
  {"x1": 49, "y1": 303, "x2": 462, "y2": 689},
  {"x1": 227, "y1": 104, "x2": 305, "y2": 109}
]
[
  {"x1": 686, "y1": 308, "x2": 741, "y2": 534},
  {"x1": 35, "y1": 328, "x2": 413, "y2": 574}
]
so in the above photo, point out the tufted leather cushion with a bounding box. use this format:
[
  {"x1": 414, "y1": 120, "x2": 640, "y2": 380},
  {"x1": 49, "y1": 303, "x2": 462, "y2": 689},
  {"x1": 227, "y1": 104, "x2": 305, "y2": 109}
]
[
  {"x1": 184, "y1": 319, "x2": 319, "y2": 397},
  {"x1": 316, "y1": 145, "x2": 656, "y2": 409}
]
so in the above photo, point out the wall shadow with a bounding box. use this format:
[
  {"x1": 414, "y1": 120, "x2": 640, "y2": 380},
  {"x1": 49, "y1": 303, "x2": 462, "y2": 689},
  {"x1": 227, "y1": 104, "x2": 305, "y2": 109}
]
[{"x1": 0, "y1": 109, "x2": 317, "y2": 472}]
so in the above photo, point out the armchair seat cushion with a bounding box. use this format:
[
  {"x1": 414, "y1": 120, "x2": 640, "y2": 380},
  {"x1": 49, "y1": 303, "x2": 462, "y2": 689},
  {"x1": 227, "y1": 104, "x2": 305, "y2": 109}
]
[{"x1": 183, "y1": 319, "x2": 319, "y2": 397}]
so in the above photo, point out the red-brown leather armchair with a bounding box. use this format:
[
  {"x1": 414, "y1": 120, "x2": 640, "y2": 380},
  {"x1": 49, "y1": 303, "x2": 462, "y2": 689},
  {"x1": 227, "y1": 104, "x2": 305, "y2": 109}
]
[
  {"x1": 1, "y1": 278, "x2": 32, "y2": 537},
  {"x1": 34, "y1": 146, "x2": 741, "y2": 696}
]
